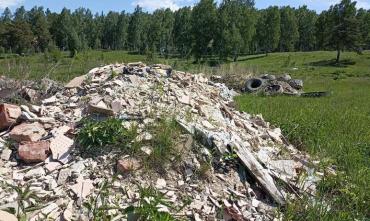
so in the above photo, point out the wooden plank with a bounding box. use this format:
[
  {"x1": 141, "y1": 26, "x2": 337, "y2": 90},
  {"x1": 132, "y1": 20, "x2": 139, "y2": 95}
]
[{"x1": 236, "y1": 145, "x2": 286, "y2": 205}]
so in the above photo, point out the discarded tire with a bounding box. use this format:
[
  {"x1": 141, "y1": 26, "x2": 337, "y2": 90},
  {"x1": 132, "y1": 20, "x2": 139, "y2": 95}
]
[
  {"x1": 244, "y1": 78, "x2": 264, "y2": 93},
  {"x1": 261, "y1": 74, "x2": 276, "y2": 81},
  {"x1": 265, "y1": 84, "x2": 284, "y2": 94},
  {"x1": 288, "y1": 79, "x2": 304, "y2": 90},
  {"x1": 277, "y1": 74, "x2": 292, "y2": 82}
]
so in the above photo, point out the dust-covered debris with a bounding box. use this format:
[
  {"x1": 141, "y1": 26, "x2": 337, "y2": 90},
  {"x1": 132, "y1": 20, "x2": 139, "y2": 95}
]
[{"x1": 0, "y1": 63, "x2": 324, "y2": 220}]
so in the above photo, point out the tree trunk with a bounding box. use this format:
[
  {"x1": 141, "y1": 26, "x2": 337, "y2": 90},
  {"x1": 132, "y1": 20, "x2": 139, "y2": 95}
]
[
  {"x1": 336, "y1": 49, "x2": 341, "y2": 63},
  {"x1": 233, "y1": 52, "x2": 238, "y2": 62}
]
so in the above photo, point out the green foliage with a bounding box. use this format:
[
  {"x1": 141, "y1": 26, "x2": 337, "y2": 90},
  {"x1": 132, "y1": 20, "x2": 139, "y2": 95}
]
[
  {"x1": 1, "y1": 182, "x2": 41, "y2": 220},
  {"x1": 127, "y1": 6, "x2": 145, "y2": 52},
  {"x1": 256, "y1": 6, "x2": 281, "y2": 54},
  {"x1": 218, "y1": 0, "x2": 256, "y2": 61},
  {"x1": 145, "y1": 118, "x2": 182, "y2": 172},
  {"x1": 326, "y1": 0, "x2": 361, "y2": 62},
  {"x1": 173, "y1": 7, "x2": 192, "y2": 58},
  {"x1": 126, "y1": 187, "x2": 177, "y2": 221},
  {"x1": 44, "y1": 46, "x2": 62, "y2": 63},
  {"x1": 2, "y1": 20, "x2": 34, "y2": 54},
  {"x1": 1, "y1": 0, "x2": 370, "y2": 61},
  {"x1": 296, "y1": 6, "x2": 318, "y2": 51},
  {"x1": 83, "y1": 178, "x2": 127, "y2": 221},
  {"x1": 77, "y1": 118, "x2": 138, "y2": 156},
  {"x1": 83, "y1": 180, "x2": 177, "y2": 221},
  {"x1": 279, "y1": 6, "x2": 299, "y2": 52},
  {"x1": 191, "y1": 0, "x2": 218, "y2": 61}
]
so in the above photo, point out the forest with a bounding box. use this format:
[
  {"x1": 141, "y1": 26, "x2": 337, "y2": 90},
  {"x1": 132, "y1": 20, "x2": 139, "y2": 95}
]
[{"x1": 0, "y1": 0, "x2": 369, "y2": 62}]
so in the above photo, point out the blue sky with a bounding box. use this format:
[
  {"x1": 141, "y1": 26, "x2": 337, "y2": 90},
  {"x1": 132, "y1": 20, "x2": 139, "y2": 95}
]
[{"x1": 0, "y1": 0, "x2": 369, "y2": 13}]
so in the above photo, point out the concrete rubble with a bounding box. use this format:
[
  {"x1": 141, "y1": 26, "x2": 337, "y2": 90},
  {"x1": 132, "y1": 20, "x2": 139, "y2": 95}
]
[{"x1": 0, "y1": 63, "x2": 324, "y2": 220}]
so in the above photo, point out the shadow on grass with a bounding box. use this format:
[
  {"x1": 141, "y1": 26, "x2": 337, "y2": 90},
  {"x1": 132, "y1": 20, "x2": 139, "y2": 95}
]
[{"x1": 308, "y1": 59, "x2": 356, "y2": 67}]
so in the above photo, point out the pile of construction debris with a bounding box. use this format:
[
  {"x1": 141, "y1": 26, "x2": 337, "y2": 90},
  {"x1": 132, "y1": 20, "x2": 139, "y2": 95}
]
[{"x1": 0, "y1": 63, "x2": 322, "y2": 220}]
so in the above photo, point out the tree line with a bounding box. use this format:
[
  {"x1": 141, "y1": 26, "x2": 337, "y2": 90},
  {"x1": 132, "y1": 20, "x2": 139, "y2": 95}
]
[{"x1": 0, "y1": 0, "x2": 369, "y2": 62}]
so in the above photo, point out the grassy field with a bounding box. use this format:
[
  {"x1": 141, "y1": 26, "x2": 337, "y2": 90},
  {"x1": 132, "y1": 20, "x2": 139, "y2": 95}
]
[{"x1": 1, "y1": 50, "x2": 369, "y2": 220}]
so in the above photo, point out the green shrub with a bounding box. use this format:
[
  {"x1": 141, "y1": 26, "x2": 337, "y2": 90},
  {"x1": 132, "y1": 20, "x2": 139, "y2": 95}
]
[
  {"x1": 77, "y1": 118, "x2": 137, "y2": 156},
  {"x1": 126, "y1": 187, "x2": 177, "y2": 221},
  {"x1": 145, "y1": 118, "x2": 182, "y2": 172}
]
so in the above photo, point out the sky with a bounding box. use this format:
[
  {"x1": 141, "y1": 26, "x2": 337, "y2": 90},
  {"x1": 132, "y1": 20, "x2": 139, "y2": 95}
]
[{"x1": 0, "y1": 0, "x2": 369, "y2": 13}]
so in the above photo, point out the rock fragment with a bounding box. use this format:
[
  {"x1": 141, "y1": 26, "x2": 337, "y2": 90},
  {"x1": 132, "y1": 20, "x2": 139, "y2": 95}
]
[
  {"x1": 88, "y1": 102, "x2": 114, "y2": 116},
  {"x1": 70, "y1": 179, "x2": 94, "y2": 199},
  {"x1": 9, "y1": 122, "x2": 46, "y2": 142},
  {"x1": 25, "y1": 167, "x2": 45, "y2": 179},
  {"x1": 117, "y1": 158, "x2": 141, "y2": 174},
  {"x1": 57, "y1": 168, "x2": 71, "y2": 185},
  {"x1": 0, "y1": 148, "x2": 12, "y2": 161},
  {"x1": 65, "y1": 75, "x2": 86, "y2": 88},
  {"x1": 50, "y1": 135, "x2": 74, "y2": 164},
  {"x1": 0, "y1": 103, "x2": 21, "y2": 130},
  {"x1": 18, "y1": 141, "x2": 50, "y2": 163},
  {"x1": 0, "y1": 210, "x2": 17, "y2": 221},
  {"x1": 156, "y1": 178, "x2": 167, "y2": 189}
]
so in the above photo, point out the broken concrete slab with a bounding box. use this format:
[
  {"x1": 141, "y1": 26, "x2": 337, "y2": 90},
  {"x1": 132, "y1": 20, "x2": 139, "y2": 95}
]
[
  {"x1": 111, "y1": 99, "x2": 125, "y2": 113},
  {"x1": 0, "y1": 210, "x2": 18, "y2": 221},
  {"x1": 65, "y1": 75, "x2": 86, "y2": 88},
  {"x1": 9, "y1": 122, "x2": 46, "y2": 142},
  {"x1": 44, "y1": 160, "x2": 62, "y2": 173},
  {"x1": 0, "y1": 148, "x2": 12, "y2": 161},
  {"x1": 57, "y1": 168, "x2": 71, "y2": 185},
  {"x1": 42, "y1": 96, "x2": 58, "y2": 105},
  {"x1": 25, "y1": 167, "x2": 45, "y2": 179},
  {"x1": 88, "y1": 103, "x2": 115, "y2": 116},
  {"x1": 70, "y1": 179, "x2": 94, "y2": 199},
  {"x1": 50, "y1": 135, "x2": 74, "y2": 164},
  {"x1": 21, "y1": 88, "x2": 39, "y2": 102}
]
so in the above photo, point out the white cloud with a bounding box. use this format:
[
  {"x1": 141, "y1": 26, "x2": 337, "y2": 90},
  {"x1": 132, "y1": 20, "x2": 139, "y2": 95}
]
[
  {"x1": 356, "y1": 0, "x2": 370, "y2": 9},
  {"x1": 132, "y1": 0, "x2": 195, "y2": 11},
  {"x1": 0, "y1": 0, "x2": 23, "y2": 9},
  {"x1": 302, "y1": 0, "x2": 370, "y2": 10}
]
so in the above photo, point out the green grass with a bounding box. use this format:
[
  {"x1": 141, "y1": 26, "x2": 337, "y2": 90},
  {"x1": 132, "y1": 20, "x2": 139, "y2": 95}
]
[
  {"x1": 235, "y1": 78, "x2": 370, "y2": 220},
  {"x1": 2, "y1": 50, "x2": 369, "y2": 82},
  {"x1": 77, "y1": 118, "x2": 138, "y2": 157},
  {"x1": 144, "y1": 118, "x2": 183, "y2": 173},
  {"x1": 0, "y1": 50, "x2": 148, "y2": 82}
]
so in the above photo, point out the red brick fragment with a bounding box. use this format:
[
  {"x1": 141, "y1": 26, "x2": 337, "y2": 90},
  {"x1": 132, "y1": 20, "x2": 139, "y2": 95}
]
[
  {"x1": 117, "y1": 158, "x2": 141, "y2": 174},
  {"x1": 9, "y1": 122, "x2": 46, "y2": 142},
  {"x1": 18, "y1": 141, "x2": 50, "y2": 163},
  {"x1": 0, "y1": 103, "x2": 21, "y2": 130}
]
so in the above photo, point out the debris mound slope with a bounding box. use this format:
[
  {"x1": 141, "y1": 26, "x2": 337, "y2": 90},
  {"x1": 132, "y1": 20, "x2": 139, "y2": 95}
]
[{"x1": 0, "y1": 62, "x2": 322, "y2": 220}]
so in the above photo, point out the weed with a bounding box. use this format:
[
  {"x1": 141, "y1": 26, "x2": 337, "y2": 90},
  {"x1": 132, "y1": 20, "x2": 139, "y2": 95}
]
[
  {"x1": 110, "y1": 70, "x2": 119, "y2": 79},
  {"x1": 1, "y1": 182, "x2": 41, "y2": 220},
  {"x1": 126, "y1": 186, "x2": 177, "y2": 221},
  {"x1": 144, "y1": 118, "x2": 182, "y2": 173},
  {"x1": 196, "y1": 160, "x2": 213, "y2": 180},
  {"x1": 77, "y1": 118, "x2": 138, "y2": 156},
  {"x1": 222, "y1": 146, "x2": 239, "y2": 162},
  {"x1": 83, "y1": 178, "x2": 125, "y2": 221},
  {"x1": 184, "y1": 108, "x2": 193, "y2": 123}
]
